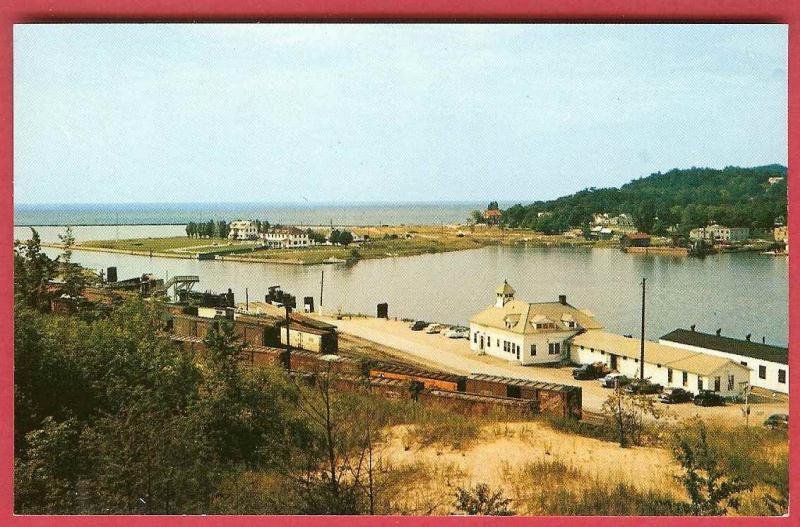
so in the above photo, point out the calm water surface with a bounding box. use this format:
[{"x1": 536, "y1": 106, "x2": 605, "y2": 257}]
[{"x1": 18, "y1": 227, "x2": 787, "y2": 347}]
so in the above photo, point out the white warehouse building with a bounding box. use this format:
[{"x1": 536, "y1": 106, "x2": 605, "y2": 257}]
[
  {"x1": 469, "y1": 282, "x2": 603, "y2": 365},
  {"x1": 659, "y1": 328, "x2": 788, "y2": 394},
  {"x1": 568, "y1": 330, "x2": 750, "y2": 397}
]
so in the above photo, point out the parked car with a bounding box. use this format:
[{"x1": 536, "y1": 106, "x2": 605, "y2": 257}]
[
  {"x1": 659, "y1": 388, "x2": 694, "y2": 404},
  {"x1": 693, "y1": 391, "x2": 725, "y2": 407},
  {"x1": 425, "y1": 324, "x2": 446, "y2": 334},
  {"x1": 599, "y1": 373, "x2": 631, "y2": 388},
  {"x1": 444, "y1": 326, "x2": 470, "y2": 339},
  {"x1": 764, "y1": 413, "x2": 789, "y2": 430},
  {"x1": 624, "y1": 379, "x2": 663, "y2": 395},
  {"x1": 572, "y1": 363, "x2": 607, "y2": 380},
  {"x1": 409, "y1": 320, "x2": 429, "y2": 331}
]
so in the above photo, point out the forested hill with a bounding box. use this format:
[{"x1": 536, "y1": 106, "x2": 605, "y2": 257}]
[{"x1": 500, "y1": 165, "x2": 787, "y2": 235}]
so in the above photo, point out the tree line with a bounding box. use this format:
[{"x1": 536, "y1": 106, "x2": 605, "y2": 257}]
[
  {"x1": 480, "y1": 165, "x2": 787, "y2": 236},
  {"x1": 185, "y1": 220, "x2": 231, "y2": 238}
]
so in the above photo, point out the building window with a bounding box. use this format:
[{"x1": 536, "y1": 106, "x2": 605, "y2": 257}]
[
  {"x1": 714, "y1": 376, "x2": 721, "y2": 392},
  {"x1": 548, "y1": 342, "x2": 561, "y2": 355},
  {"x1": 740, "y1": 361, "x2": 747, "y2": 367},
  {"x1": 759, "y1": 365, "x2": 766, "y2": 380},
  {"x1": 779, "y1": 369, "x2": 786, "y2": 384},
  {"x1": 487, "y1": 337, "x2": 491, "y2": 347},
  {"x1": 698, "y1": 378, "x2": 703, "y2": 391},
  {"x1": 530, "y1": 344, "x2": 537, "y2": 356},
  {"x1": 667, "y1": 369, "x2": 673, "y2": 383},
  {"x1": 682, "y1": 371, "x2": 688, "y2": 387},
  {"x1": 728, "y1": 375, "x2": 734, "y2": 391},
  {"x1": 473, "y1": 333, "x2": 477, "y2": 344}
]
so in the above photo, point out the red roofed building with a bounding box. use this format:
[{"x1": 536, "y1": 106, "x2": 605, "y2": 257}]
[{"x1": 483, "y1": 209, "x2": 502, "y2": 225}]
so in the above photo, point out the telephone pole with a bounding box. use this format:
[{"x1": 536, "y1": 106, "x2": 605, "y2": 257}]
[
  {"x1": 640, "y1": 277, "x2": 646, "y2": 380},
  {"x1": 319, "y1": 270, "x2": 325, "y2": 316}
]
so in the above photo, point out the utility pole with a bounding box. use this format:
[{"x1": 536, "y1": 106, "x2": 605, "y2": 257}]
[
  {"x1": 245, "y1": 287, "x2": 249, "y2": 312},
  {"x1": 319, "y1": 270, "x2": 325, "y2": 316},
  {"x1": 640, "y1": 277, "x2": 646, "y2": 380},
  {"x1": 282, "y1": 291, "x2": 294, "y2": 372}
]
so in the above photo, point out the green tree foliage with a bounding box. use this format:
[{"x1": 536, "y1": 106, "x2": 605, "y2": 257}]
[
  {"x1": 13, "y1": 228, "x2": 56, "y2": 310},
  {"x1": 13, "y1": 243, "x2": 393, "y2": 515},
  {"x1": 329, "y1": 229, "x2": 341, "y2": 245},
  {"x1": 470, "y1": 210, "x2": 485, "y2": 224},
  {"x1": 499, "y1": 165, "x2": 787, "y2": 234},
  {"x1": 487, "y1": 201, "x2": 499, "y2": 211},
  {"x1": 57, "y1": 227, "x2": 89, "y2": 299},
  {"x1": 454, "y1": 483, "x2": 515, "y2": 516},
  {"x1": 672, "y1": 423, "x2": 751, "y2": 515},
  {"x1": 601, "y1": 385, "x2": 663, "y2": 448},
  {"x1": 307, "y1": 228, "x2": 327, "y2": 244},
  {"x1": 338, "y1": 231, "x2": 354, "y2": 246}
]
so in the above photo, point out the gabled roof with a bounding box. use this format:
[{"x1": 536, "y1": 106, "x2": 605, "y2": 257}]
[
  {"x1": 470, "y1": 300, "x2": 603, "y2": 335},
  {"x1": 571, "y1": 330, "x2": 749, "y2": 377},
  {"x1": 660, "y1": 329, "x2": 787, "y2": 365}
]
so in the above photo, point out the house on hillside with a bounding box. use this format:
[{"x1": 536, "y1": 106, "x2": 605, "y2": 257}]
[
  {"x1": 468, "y1": 282, "x2": 603, "y2": 365},
  {"x1": 228, "y1": 220, "x2": 258, "y2": 240},
  {"x1": 659, "y1": 328, "x2": 788, "y2": 394},
  {"x1": 568, "y1": 330, "x2": 750, "y2": 397}
]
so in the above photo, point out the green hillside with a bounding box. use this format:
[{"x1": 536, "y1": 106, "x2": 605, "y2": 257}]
[{"x1": 500, "y1": 165, "x2": 787, "y2": 235}]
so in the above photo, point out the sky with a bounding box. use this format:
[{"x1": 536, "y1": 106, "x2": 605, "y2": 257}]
[{"x1": 13, "y1": 24, "x2": 787, "y2": 205}]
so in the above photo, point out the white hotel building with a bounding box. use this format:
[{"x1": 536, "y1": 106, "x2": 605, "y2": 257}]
[{"x1": 261, "y1": 227, "x2": 311, "y2": 248}]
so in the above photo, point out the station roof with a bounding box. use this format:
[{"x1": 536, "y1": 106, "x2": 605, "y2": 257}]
[
  {"x1": 571, "y1": 330, "x2": 749, "y2": 377},
  {"x1": 660, "y1": 329, "x2": 788, "y2": 365}
]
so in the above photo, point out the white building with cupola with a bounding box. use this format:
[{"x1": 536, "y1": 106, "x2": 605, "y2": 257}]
[{"x1": 468, "y1": 281, "x2": 604, "y2": 365}]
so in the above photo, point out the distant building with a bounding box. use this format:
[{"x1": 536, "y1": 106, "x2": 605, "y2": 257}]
[
  {"x1": 609, "y1": 213, "x2": 634, "y2": 227},
  {"x1": 228, "y1": 220, "x2": 258, "y2": 240},
  {"x1": 483, "y1": 209, "x2": 502, "y2": 225},
  {"x1": 262, "y1": 227, "x2": 311, "y2": 248},
  {"x1": 660, "y1": 328, "x2": 788, "y2": 394},
  {"x1": 768, "y1": 176, "x2": 785, "y2": 185},
  {"x1": 774, "y1": 225, "x2": 788, "y2": 242},
  {"x1": 569, "y1": 330, "x2": 750, "y2": 397},
  {"x1": 620, "y1": 232, "x2": 651, "y2": 247},
  {"x1": 590, "y1": 226, "x2": 613, "y2": 240},
  {"x1": 689, "y1": 224, "x2": 749, "y2": 243},
  {"x1": 468, "y1": 282, "x2": 603, "y2": 365}
]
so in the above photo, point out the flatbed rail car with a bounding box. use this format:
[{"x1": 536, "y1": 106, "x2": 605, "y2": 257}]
[
  {"x1": 465, "y1": 373, "x2": 582, "y2": 420},
  {"x1": 369, "y1": 361, "x2": 467, "y2": 392}
]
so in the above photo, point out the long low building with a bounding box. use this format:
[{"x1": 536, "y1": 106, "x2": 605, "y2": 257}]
[
  {"x1": 659, "y1": 329, "x2": 788, "y2": 394},
  {"x1": 568, "y1": 330, "x2": 750, "y2": 397}
]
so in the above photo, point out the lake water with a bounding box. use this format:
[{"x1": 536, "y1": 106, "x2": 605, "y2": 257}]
[
  {"x1": 19, "y1": 224, "x2": 788, "y2": 347},
  {"x1": 14, "y1": 202, "x2": 482, "y2": 227}
]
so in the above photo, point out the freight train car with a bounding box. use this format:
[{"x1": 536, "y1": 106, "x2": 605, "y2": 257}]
[
  {"x1": 369, "y1": 362, "x2": 466, "y2": 392},
  {"x1": 465, "y1": 373, "x2": 581, "y2": 419}
]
